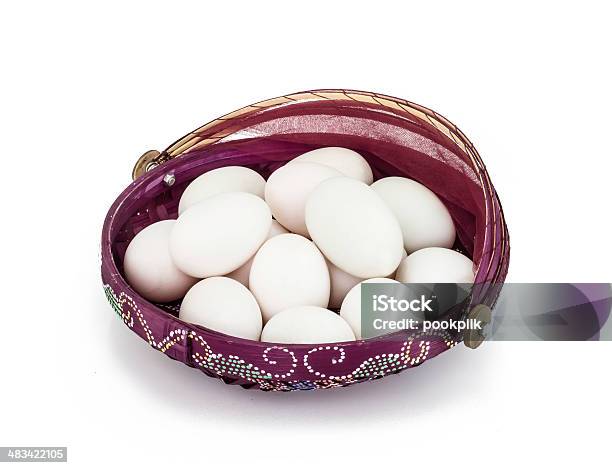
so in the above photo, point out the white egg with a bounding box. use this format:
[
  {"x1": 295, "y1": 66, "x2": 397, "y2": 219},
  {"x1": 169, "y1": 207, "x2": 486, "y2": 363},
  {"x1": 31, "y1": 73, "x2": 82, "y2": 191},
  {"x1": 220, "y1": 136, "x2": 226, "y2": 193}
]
[
  {"x1": 340, "y1": 278, "x2": 400, "y2": 339},
  {"x1": 225, "y1": 220, "x2": 288, "y2": 287},
  {"x1": 289, "y1": 147, "x2": 373, "y2": 184},
  {"x1": 261, "y1": 306, "x2": 355, "y2": 344},
  {"x1": 123, "y1": 220, "x2": 197, "y2": 302},
  {"x1": 305, "y1": 177, "x2": 404, "y2": 278},
  {"x1": 326, "y1": 260, "x2": 362, "y2": 309},
  {"x1": 395, "y1": 247, "x2": 474, "y2": 283},
  {"x1": 371, "y1": 177, "x2": 456, "y2": 253},
  {"x1": 178, "y1": 166, "x2": 265, "y2": 215},
  {"x1": 170, "y1": 192, "x2": 272, "y2": 277},
  {"x1": 264, "y1": 162, "x2": 343, "y2": 236},
  {"x1": 179, "y1": 277, "x2": 262, "y2": 340},
  {"x1": 249, "y1": 234, "x2": 330, "y2": 322}
]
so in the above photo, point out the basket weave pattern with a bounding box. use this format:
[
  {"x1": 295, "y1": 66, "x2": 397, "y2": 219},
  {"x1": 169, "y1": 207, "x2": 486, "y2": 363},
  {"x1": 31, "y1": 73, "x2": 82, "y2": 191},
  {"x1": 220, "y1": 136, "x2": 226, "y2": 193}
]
[{"x1": 101, "y1": 89, "x2": 510, "y2": 391}]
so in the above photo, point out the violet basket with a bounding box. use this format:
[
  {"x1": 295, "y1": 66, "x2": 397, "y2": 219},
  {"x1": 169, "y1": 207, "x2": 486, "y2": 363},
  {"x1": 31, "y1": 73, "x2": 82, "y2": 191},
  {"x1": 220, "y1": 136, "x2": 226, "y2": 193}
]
[{"x1": 101, "y1": 89, "x2": 510, "y2": 391}]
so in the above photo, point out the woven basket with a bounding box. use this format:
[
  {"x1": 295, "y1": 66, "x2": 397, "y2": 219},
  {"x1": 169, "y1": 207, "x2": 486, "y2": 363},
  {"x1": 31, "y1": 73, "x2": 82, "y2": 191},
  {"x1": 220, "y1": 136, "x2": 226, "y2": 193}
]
[{"x1": 101, "y1": 89, "x2": 510, "y2": 391}]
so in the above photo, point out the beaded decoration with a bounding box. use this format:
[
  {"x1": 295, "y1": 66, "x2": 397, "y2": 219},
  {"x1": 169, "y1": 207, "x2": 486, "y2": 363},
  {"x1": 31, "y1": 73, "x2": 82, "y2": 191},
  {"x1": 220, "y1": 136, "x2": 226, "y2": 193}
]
[{"x1": 103, "y1": 284, "x2": 458, "y2": 391}]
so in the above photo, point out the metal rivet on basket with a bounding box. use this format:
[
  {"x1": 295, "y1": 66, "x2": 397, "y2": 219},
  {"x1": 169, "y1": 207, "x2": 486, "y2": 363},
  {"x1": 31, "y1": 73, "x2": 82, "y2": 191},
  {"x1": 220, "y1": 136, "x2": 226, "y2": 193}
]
[
  {"x1": 163, "y1": 172, "x2": 176, "y2": 187},
  {"x1": 132, "y1": 150, "x2": 161, "y2": 180},
  {"x1": 464, "y1": 304, "x2": 492, "y2": 349}
]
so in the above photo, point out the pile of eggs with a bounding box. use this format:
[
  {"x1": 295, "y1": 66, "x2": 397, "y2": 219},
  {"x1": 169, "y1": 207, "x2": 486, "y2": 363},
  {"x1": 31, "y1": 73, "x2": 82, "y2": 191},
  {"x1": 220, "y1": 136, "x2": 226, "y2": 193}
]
[{"x1": 124, "y1": 147, "x2": 474, "y2": 344}]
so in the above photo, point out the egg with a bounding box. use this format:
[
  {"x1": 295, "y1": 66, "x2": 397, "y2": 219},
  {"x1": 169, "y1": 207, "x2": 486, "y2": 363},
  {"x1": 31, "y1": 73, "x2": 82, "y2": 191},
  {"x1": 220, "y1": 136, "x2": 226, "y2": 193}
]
[
  {"x1": 289, "y1": 147, "x2": 373, "y2": 184},
  {"x1": 264, "y1": 162, "x2": 343, "y2": 236},
  {"x1": 178, "y1": 166, "x2": 265, "y2": 215},
  {"x1": 261, "y1": 306, "x2": 355, "y2": 344},
  {"x1": 226, "y1": 220, "x2": 288, "y2": 287},
  {"x1": 371, "y1": 177, "x2": 456, "y2": 253},
  {"x1": 170, "y1": 192, "x2": 272, "y2": 277},
  {"x1": 123, "y1": 220, "x2": 197, "y2": 302},
  {"x1": 306, "y1": 177, "x2": 404, "y2": 278},
  {"x1": 395, "y1": 247, "x2": 474, "y2": 283},
  {"x1": 326, "y1": 260, "x2": 362, "y2": 309},
  {"x1": 249, "y1": 233, "x2": 330, "y2": 322},
  {"x1": 340, "y1": 278, "x2": 400, "y2": 339},
  {"x1": 179, "y1": 277, "x2": 262, "y2": 340}
]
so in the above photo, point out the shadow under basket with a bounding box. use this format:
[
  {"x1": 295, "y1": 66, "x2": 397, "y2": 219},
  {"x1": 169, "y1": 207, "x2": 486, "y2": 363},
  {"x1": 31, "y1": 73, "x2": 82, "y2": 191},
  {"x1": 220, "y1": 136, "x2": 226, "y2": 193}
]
[{"x1": 101, "y1": 89, "x2": 510, "y2": 391}]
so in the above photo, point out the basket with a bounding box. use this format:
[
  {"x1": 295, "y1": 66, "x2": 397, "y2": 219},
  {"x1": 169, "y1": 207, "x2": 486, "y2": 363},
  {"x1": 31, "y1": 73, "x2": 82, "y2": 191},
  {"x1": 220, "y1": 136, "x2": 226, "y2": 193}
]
[{"x1": 101, "y1": 89, "x2": 510, "y2": 391}]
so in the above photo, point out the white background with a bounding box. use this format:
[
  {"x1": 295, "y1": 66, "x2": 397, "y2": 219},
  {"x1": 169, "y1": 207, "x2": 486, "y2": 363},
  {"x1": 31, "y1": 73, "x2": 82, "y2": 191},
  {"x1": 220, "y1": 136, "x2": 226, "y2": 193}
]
[{"x1": 1, "y1": 1, "x2": 611, "y2": 466}]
